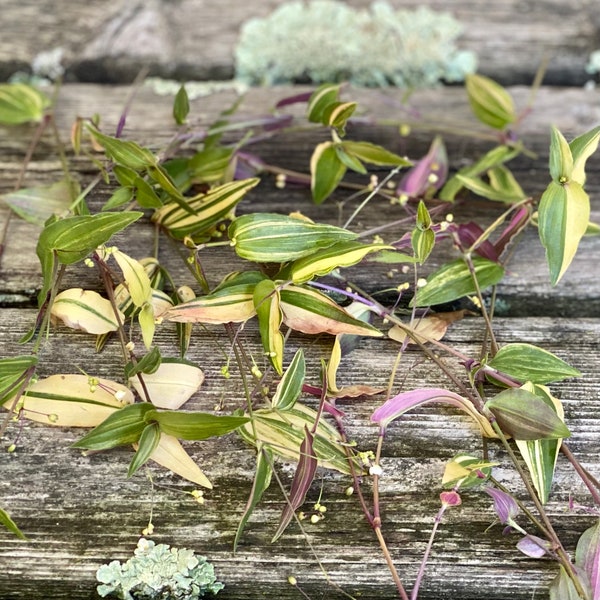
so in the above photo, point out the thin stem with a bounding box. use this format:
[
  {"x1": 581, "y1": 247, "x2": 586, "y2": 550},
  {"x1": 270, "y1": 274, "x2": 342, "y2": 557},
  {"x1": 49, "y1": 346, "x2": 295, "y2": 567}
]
[
  {"x1": 344, "y1": 166, "x2": 402, "y2": 229},
  {"x1": 561, "y1": 442, "x2": 600, "y2": 505},
  {"x1": 411, "y1": 502, "x2": 448, "y2": 600},
  {"x1": 462, "y1": 252, "x2": 498, "y2": 355},
  {"x1": 373, "y1": 525, "x2": 410, "y2": 600},
  {"x1": 492, "y1": 421, "x2": 586, "y2": 597}
]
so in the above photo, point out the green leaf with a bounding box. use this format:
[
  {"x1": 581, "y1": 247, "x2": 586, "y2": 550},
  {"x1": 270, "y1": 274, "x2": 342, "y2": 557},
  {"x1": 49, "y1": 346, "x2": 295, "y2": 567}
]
[
  {"x1": 487, "y1": 165, "x2": 525, "y2": 200},
  {"x1": 324, "y1": 101, "x2": 357, "y2": 133},
  {"x1": 411, "y1": 257, "x2": 505, "y2": 307},
  {"x1": 253, "y1": 279, "x2": 285, "y2": 376},
  {"x1": 153, "y1": 178, "x2": 259, "y2": 240},
  {"x1": 570, "y1": 125, "x2": 600, "y2": 186},
  {"x1": 411, "y1": 228, "x2": 435, "y2": 264},
  {"x1": 280, "y1": 284, "x2": 382, "y2": 337},
  {"x1": 86, "y1": 127, "x2": 157, "y2": 170},
  {"x1": 229, "y1": 213, "x2": 357, "y2": 263},
  {"x1": 271, "y1": 349, "x2": 305, "y2": 411},
  {"x1": 0, "y1": 507, "x2": 27, "y2": 539},
  {"x1": 310, "y1": 141, "x2": 347, "y2": 204},
  {"x1": 134, "y1": 176, "x2": 162, "y2": 209},
  {"x1": 286, "y1": 240, "x2": 392, "y2": 284},
  {"x1": 0, "y1": 355, "x2": 37, "y2": 404},
  {"x1": 233, "y1": 446, "x2": 273, "y2": 553},
  {"x1": 455, "y1": 173, "x2": 524, "y2": 203},
  {"x1": 36, "y1": 211, "x2": 143, "y2": 305},
  {"x1": 307, "y1": 84, "x2": 342, "y2": 124},
  {"x1": 1, "y1": 178, "x2": 78, "y2": 226},
  {"x1": 515, "y1": 383, "x2": 565, "y2": 503},
  {"x1": 538, "y1": 180, "x2": 590, "y2": 285},
  {"x1": 173, "y1": 84, "x2": 190, "y2": 125},
  {"x1": 340, "y1": 141, "x2": 411, "y2": 167},
  {"x1": 549, "y1": 565, "x2": 589, "y2": 600},
  {"x1": 125, "y1": 346, "x2": 162, "y2": 379},
  {"x1": 465, "y1": 74, "x2": 516, "y2": 130},
  {"x1": 188, "y1": 146, "x2": 235, "y2": 184},
  {"x1": 71, "y1": 402, "x2": 155, "y2": 450},
  {"x1": 102, "y1": 186, "x2": 134, "y2": 211},
  {"x1": 487, "y1": 343, "x2": 581, "y2": 384},
  {"x1": 484, "y1": 387, "x2": 571, "y2": 441},
  {"x1": 151, "y1": 410, "x2": 250, "y2": 440},
  {"x1": 128, "y1": 423, "x2": 161, "y2": 477},
  {"x1": 549, "y1": 126, "x2": 573, "y2": 183},
  {"x1": 335, "y1": 146, "x2": 367, "y2": 174},
  {"x1": 575, "y1": 518, "x2": 600, "y2": 598},
  {"x1": 440, "y1": 144, "x2": 521, "y2": 202},
  {"x1": 239, "y1": 404, "x2": 359, "y2": 475},
  {"x1": 0, "y1": 83, "x2": 50, "y2": 124}
]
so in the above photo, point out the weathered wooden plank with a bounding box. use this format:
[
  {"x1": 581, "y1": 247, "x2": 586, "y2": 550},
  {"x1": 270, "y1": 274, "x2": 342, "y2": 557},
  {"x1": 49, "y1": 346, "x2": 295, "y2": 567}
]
[
  {"x1": 1, "y1": 84, "x2": 600, "y2": 316},
  {"x1": 1, "y1": 310, "x2": 599, "y2": 599},
  {"x1": 1, "y1": 1, "x2": 598, "y2": 86}
]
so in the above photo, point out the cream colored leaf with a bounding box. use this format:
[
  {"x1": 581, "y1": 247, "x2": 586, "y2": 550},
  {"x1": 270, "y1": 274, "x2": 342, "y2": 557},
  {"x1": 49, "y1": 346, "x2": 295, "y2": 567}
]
[
  {"x1": 7, "y1": 374, "x2": 133, "y2": 427},
  {"x1": 138, "y1": 303, "x2": 155, "y2": 350},
  {"x1": 129, "y1": 362, "x2": 204, "y2": 409},
  {"x1": 145, "y1": 433, "x2": 212, "y2": 488},
  {"x1": 112, "y1": 249, "x2": 152, "y2": 307},
  {"x1": 51, "y1": 288, "x2": 124, "y2": 334}
]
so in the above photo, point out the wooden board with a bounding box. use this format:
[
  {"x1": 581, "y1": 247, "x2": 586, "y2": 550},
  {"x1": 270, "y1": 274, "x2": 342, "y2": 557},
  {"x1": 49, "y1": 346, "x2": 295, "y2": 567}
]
[
  {"x1": 1, "y1": 1, "x2": 598, "y2": 86},
  {"x1": 1, "y1": 81, "x2": 600, "y2": 599}
]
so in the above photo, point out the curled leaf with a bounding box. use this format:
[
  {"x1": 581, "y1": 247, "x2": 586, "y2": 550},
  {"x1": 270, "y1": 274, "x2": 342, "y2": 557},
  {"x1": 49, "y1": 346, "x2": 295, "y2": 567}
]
[{"x1": 371, "y1": 387, "x2": 496, "y2": 438}]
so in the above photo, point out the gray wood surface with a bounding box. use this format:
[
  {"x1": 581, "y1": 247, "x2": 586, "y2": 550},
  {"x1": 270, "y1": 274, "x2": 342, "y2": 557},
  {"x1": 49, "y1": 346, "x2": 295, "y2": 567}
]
[
  {"x1": 1, "y1": 0, "x2": 599, "y2": 85},
  {"x1": 1, "y1": 80, "x2": 600, "y2": 599}
]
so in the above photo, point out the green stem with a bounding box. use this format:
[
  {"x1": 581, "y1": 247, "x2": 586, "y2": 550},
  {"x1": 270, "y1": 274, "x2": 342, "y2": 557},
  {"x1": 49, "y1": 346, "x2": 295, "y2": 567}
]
[{"x1": 491, "y1": 421, "x2": 586, "y2": 598}]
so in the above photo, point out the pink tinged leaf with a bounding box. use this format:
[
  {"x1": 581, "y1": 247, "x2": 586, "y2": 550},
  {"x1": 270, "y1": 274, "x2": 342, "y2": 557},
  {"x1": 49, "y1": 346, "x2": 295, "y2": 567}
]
[
  {"x1": 517, "y1": 534, "x2": 551, "y2": 558},
  {"x1": 397, "y1": 135, "x2": 448, "y2": 198},
  {"x1": 275, "y1": 91, "x2": 314, "y2": 109},
  {"x1": 271, "y1": 426, "x2": 318, "y2": 543},
  {"x1": 484, "y1": 486, "x2": 519, "y2": 524},
  {"x1": 370, "y1": 387, "x2": 496, "y2": 438},
  {"x1": 456, "y1": 222, "x2": 499, "y2": 261},
  {"x1": 576, "y1": 518, "x2": 600, "y2": 599},
  {"x1": 440, "y1": 491, "x2": 462, "y2": 506},
  {"x1": 494, "y1": 205, "x2": 531, "y2": 257}
]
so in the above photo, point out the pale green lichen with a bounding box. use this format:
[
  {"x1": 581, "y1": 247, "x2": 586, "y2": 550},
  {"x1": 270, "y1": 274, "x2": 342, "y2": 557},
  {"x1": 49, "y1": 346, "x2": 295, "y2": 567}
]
[
  {"x1": 586, "y1": 50, "x2": 600, "y2": 75},
  {"x1": 96, "y1": 538, "x2": 223, "y2": 600},
  {"x1": 234, "y1": 0, "x2": 477, "y2": 87}
]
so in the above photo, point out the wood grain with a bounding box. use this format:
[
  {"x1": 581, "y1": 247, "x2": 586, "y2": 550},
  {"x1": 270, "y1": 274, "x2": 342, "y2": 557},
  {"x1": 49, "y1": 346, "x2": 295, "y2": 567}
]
[
  {"x1": 1, "y1": 1, "x2": 599, "y2": 85},
  {"x1": 1, "y1": 81, "x2": 600, "y2": 599}
]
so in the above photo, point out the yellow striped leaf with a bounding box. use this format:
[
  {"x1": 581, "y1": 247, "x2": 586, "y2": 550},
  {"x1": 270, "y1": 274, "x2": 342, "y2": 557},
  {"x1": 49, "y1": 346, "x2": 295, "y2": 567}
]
[
  {"x1": 253, "y1": 280, "x2": 285, "y2": 375},
  {"x1": 287, "y1": 240, "x2": 392, "y2": 284},
  {"x1": 153, "y1": 178, "x2": 259, "y2": 240},
  {"x1": 51, "y1": 288, "x2": 124, "y2": 334},
  {"x1": 280, "y1": 284, "x2": 381, "y2": 337},
  {"x1": 229, "y1": 213, "x2": 356, "y2": 262}
]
